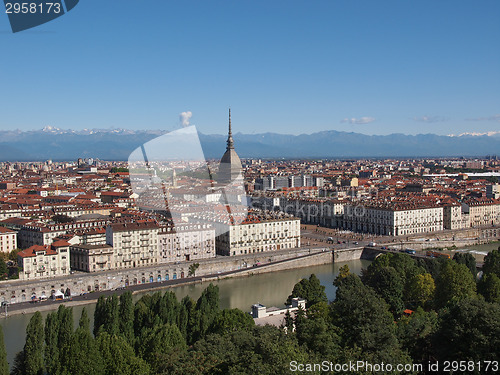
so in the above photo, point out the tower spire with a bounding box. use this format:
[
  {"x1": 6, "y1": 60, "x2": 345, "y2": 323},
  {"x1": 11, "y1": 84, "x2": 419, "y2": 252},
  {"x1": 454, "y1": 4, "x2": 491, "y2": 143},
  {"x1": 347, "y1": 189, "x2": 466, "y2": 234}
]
[{"x1": 227, "y1": 108, "x2": 234, "y2": 149}]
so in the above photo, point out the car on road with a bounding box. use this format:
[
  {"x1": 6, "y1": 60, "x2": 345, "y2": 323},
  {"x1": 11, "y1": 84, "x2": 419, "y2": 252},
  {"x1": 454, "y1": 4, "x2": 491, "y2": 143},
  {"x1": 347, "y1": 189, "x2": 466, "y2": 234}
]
[{"x1": 353, "y1": 241, "x2": 359, "y2": 245}]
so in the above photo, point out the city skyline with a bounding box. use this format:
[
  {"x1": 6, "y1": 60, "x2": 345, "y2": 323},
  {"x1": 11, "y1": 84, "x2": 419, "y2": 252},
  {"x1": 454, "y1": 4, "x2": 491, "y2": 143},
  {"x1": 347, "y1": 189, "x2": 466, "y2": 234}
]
[{"x1": 1, "y1": 1, "x2": 499, "y2": 136}]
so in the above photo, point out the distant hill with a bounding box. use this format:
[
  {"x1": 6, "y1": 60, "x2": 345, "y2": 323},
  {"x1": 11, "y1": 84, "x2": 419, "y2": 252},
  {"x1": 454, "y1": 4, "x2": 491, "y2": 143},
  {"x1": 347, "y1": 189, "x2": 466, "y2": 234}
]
[{"x1": 0, "y1": 127, "x2": 498, "y2": 161}]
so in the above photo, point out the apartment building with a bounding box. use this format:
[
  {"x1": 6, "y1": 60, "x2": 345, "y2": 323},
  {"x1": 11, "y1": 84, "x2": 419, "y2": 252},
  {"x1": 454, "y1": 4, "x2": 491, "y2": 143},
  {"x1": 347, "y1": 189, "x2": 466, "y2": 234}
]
[
  {"x1": 341, "y1": 202, "x2": 443, "y2": 236},
  {"x1": 443, "y1": 202, "x2": 468, "y2": 230},
  {"x1": 216, "y1": 214, "x2": 301, "y2": 256},
  {"x1": 17, "y1": 241, "x2": 70, "y2": 280},
  {"x1": 158, "y1": 223, "x2": 215, "y2": 263},
  {"x1": 462, "y1": 199, "x2": 500, "y2": 227},
  {"x1": 18, "y1": 219, "x2": 108, "y2": 248},
  {"x1": 0, "y1": 226, "x2": 17, "y2": 254},
  {"x1": 70, "y1": 244, "x2": 114, "y2": 272},
  {"x1": 105, "y1": 222, "x2": 159, "y2": 269}
]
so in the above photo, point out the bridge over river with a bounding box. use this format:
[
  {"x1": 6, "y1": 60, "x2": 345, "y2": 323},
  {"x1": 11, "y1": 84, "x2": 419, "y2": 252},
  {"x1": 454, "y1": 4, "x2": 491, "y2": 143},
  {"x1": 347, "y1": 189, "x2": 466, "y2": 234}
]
[{"x1": 334, "y1": 245, "x2": 484, "y2": 269}]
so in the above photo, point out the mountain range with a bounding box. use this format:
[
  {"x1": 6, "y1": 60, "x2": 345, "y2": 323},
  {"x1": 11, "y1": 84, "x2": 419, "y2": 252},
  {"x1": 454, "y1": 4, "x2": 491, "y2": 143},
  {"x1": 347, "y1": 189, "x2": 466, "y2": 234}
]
[{"x1": 0, "y1": 127, "x2": 498, "y2": 161}]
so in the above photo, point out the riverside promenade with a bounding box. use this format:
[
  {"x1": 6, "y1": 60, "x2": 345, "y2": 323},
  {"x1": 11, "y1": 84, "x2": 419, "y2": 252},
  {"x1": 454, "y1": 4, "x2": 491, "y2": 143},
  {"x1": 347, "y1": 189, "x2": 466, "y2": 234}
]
[{"x1": 1, "y1": 246, "x2": 332, "y2": 315}]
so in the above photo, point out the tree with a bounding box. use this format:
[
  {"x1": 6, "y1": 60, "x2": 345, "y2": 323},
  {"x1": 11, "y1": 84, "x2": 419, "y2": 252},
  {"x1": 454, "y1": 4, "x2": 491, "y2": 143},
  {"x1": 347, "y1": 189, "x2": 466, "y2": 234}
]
[
  {"x1": 286, "y1": 274, "x2": 327, "y2": 307},
  {"x1": 363, "y1": 252, "x2": 424, "y2": 306},
  {"x1": 187, "y1": 325, "x2": 310, "y2": 375},
  {"x1": 105, "y1": 294, "x2": 120, "y2": 336},
  {"x1": 51, "y1": 214, "x2": 73, "y2": 223},
  {"x1": 93, "y1": 294, "x2": 119, "y2": 336},
  {"x1": 65, "y1": 308, "x2": 104, "y2": 375},
  {"x1": 23, "y1": 312, "x2": 44, "y2": 375},
  {"x1": 94, "y1": 295, "x2": 107, "y2": 336},
  {"x1": 96, "y1": 332, "x2": 150, "y2": 375},
  {"x1": 483, "y1": 248, "x2": 500, "y2": 277},
  {"x1": 282, "y1": 310, "x2": 294, "y2": 333},
  {"x1": 331, "y1": 273, "x2": 400, "y2": 357},
  {"x1": 8, "y1": 249, "x2": 22, "y2": 263},
  {"x1": 56, "y1": 305, "x2": 74, "y2": 372},
  {"x1": 478, "y1": 273, "x2": 500, "y2": 303},
  {"x1": 188, "y1": 263, "x2": 200, "y2": 277},
  {"x1": 155, "y1": 291, "x2": 179, "y2": 327},
  {"x1": 333, "y1": 265, "x2": 355, "y2": 288},
  {"x1": 191, "y1": 284, "x2": 220, "y2": 342},
  {"x1": 119, "y1": 291, "x2": 135, "y2": 343},
  {"x1": 210, "y1": 308, "x2": 255, "y2": 335},
  {"x1": 139, "y1": 323, "x2": 186, "y2": 372},
  {"x1": 0, "y1": 261, "x2": 7, "y2": 281},
  {"x1": 294, "y1": 303, "x2": 341, "y2": 358},
  {"x1": 178, "y1": 295, "x2": 194, "y2": 340},
  {"x1": 396, "y1": 308, "x2": 438, "y2": 364},
  {"x1": 0, "y1": 325, "x2": 8, "y2": 375},
  {"x1": 363, "y1": 266, "x2": 404, "y2": 315},
  {"x1": 435, "y1": 261, "x2": 477, "y2": 308},
  {"x1": 453, "y1": 252, "x2": 477, "y2": 277},
  {"x1": 110, "y1": 167, "x2": 129, "y2": 173},
  {"x1": 434, "y1": 298, "x2": 500, "y2": 361},
  {"x1": 416, "y1": 257, "x2": 447, "y2": 280},
  {"x1": 44, "y1": 311, "x2": 60, "y2": 375},
  {"x1": 10, "y1": 351, "x2": 25, "y2": 375},
  {"x1": 407, "y1": 273, "x2": 435, "y2": 308}
]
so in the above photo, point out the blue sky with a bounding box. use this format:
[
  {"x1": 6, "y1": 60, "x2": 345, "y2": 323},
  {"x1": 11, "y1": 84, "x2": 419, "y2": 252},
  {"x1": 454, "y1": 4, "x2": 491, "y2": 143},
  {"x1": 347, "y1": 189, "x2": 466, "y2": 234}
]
[{"x1": 1, "y1": 0, "x2": 499, "y2": 136}]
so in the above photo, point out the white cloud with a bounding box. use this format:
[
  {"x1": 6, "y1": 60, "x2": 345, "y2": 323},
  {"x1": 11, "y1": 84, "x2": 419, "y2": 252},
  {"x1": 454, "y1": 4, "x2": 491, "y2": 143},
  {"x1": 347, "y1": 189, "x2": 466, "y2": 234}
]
[
  {"x1": 413, "y1": 115, "x2": 448, "y2": 123},
  {"x1": 179, "y1": 111, "x2": 193, "y2": 127},
  {"x1": 340, "y1": 117, "x2": 375, "y2": 125},
  {"x1": 465, "y1": 114, "x2": 500, "y2": 122}
]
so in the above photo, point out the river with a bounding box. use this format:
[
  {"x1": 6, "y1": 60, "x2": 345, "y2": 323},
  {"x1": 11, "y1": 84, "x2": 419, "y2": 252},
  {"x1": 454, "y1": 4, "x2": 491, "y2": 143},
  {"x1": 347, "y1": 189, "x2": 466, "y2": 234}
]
[{"x1": 1, "y1": 259, "x2": 370, "y2": 369}]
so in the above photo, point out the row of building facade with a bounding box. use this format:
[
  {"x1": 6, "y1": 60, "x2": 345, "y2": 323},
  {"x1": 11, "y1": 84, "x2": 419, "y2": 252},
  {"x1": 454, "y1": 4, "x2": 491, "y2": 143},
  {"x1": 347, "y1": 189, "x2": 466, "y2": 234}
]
[
  {"x1": 264, "y1": 196, "x2": 500, "y2": 236},
  {"x1": 15, "y1": 214, "x2": 301, "y2": 280}
]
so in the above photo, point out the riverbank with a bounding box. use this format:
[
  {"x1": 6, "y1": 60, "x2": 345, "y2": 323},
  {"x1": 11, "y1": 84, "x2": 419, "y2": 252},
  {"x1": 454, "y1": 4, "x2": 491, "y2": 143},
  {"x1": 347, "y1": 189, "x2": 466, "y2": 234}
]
[
  {"x1": 2, "y1": 248, "x2": 333, "y2": 317},
  {"x1": 0, "y1": 246, "x2": 331, "y2": 307}
]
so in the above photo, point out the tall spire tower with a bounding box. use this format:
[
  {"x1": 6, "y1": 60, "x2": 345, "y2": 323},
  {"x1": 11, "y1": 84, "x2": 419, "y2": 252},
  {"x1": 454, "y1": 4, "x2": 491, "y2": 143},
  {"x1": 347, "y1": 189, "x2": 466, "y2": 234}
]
[
  {"x1": 218, "y1": 108, "x2": 242, "y2": 184},
  {"x1": 227, "y1": 108, "x2": 234, "y2": 149}
]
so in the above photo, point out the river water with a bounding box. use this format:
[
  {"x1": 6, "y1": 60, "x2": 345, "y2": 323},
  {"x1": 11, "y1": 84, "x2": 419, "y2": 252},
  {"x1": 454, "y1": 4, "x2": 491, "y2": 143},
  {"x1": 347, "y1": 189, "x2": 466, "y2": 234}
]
[{"x1": 1, "y1": 259, "x2": 370, "y2": 369}]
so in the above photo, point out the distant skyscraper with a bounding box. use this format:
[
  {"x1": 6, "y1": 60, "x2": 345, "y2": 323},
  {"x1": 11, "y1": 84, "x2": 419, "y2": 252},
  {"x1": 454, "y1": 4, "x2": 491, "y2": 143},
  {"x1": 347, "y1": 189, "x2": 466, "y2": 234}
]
[{"x1": 218, "y1": 109, "x2": 242, "y2": 184}]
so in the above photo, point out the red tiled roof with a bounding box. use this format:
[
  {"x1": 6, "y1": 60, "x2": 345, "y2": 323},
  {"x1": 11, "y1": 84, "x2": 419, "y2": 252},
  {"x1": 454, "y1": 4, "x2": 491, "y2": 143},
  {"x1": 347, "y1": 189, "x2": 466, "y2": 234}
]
[
  {"x1": 51, "y1": 240, "x2": 71, "y2": 247},
  {"x1": 18, "y1": 245, "x2": 58, "y2": 258},
  {"x1": 0, "y1": 226, "x2": 16, "y2": 234}
]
